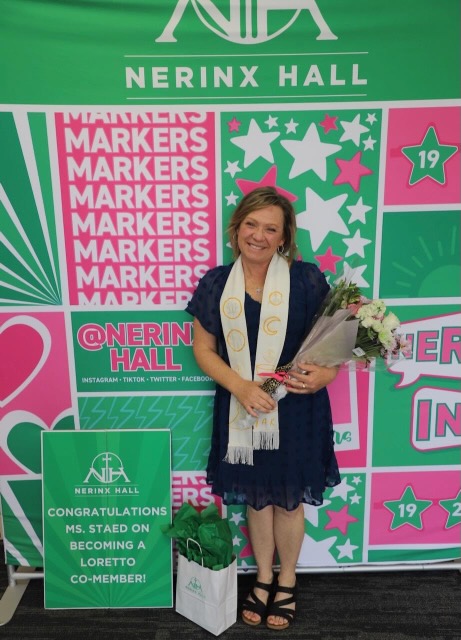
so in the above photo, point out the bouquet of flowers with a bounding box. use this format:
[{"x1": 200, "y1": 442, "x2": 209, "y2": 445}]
[
  {"x1": 257, "y1": 275, "x2": 411, "y2": 405},
  {"x1": 349, "y1": 297, "x2": 411, "y2": 366}
]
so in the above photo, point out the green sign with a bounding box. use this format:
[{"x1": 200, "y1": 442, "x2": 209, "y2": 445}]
[
  {"x1": 71, "y1": 310, "x2": 214, "y2": 393},
  {"x1": 1, "y1": 1, "x2": 459, "y2": 104},
  {"x1": 42, "y1": 429, "x2": 172, "y2": 609}
]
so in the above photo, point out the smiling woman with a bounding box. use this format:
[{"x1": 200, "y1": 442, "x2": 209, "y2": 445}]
[{"x1": 185, "y1": 186, "x2": 341, "y2": 629}]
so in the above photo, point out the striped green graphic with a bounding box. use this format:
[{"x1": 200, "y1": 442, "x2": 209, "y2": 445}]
[{"x1": 0, "y1": 112, "x2": 61, "y2": 305}]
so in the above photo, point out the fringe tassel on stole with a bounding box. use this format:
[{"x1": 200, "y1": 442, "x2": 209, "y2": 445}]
[
  {"x1": 223, "y1": 431, "x2": 279, "y2": 466},
  {"x1": 224, "y1": 446, "x2": 254, "y2": 466},
  {"x1": 253, "y1": 430, "x2": 279, "y2": 451}
]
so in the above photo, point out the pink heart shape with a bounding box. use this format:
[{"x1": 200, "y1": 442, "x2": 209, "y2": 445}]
[{"x1": 0, "y1": 316, "x2": 51, "y2": 407}]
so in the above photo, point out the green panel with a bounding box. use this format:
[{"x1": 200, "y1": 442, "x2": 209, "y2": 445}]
[
  {"x1": 42, "y1": 430, "x2": 172, "y2": 608},
  {"x1": 0, "y1": 1, "x2": 459, "y2": 104},
  {"x1": 379, "y1": 210, "x2": 461, "y2": 299},
  {"x1": 78, "y1": 395, "x2": 213, "y2": 471},
  {"x1": 1, "y1": 480, "x2": 43, "y2": 567},
  {"x1": 0, "y1": 112, "x2": 61, "y2": 305},
  {"x1": 368, "y1": 547, "x2": 461, "y2": 564},
  {"x1": 220, "y1": 107, "x2": 381, "y2": 290},
  {"x1": 372, "y1": 304, "x2": 461, "y2": 468},
  {"x1": 71, "y1": 310, "x2": 214, "y2": 393}
]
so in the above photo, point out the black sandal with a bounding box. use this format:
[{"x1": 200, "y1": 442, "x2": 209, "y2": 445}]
[
  {"x1": 241, "y1": 578, "x2": 275, "y2": 626},
  {"x1": 266, "y1": 582, "x2": 298, "y2": 630}
]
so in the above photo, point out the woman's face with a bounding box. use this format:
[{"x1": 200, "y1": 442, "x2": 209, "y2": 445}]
[{"x1": 237, "y1": 205, "x2": 285, "y2": 265}]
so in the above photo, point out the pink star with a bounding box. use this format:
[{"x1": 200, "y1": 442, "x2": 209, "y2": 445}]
[
  {"x1": 314, "y1": 247, "x2": 342, "y2": 273},
  {"x1": 319, "y1": 113, "x2": 338, "y2": 134},
  {"x1": 334, "y1": 152, "x2": 373, "y2": 192},
  {"x1": 236, "y1": 165, "x2": 297, "y2": 202},
  {"x1": 324, "y1": 504, "x2": 359, "y2": 535},
  {"x1": 227, "y1": 117, "x2": 241, "y2": 132}
]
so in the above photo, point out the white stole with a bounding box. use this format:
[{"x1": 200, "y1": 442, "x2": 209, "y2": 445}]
[{"x1": 220, "y1": 253, "x2": 290, "y2": 465}]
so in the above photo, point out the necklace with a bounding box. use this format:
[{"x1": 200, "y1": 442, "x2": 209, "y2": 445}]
[{"x1": 243, "y1": 265, "x2": 265, "y2": 298}]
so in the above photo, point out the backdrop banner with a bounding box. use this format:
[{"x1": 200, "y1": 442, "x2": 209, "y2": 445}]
[
  {"x1": 0, "y1": 0, "x2": 460, "y2": 574},
  {"x1": 42, "y1": 429, "x2": 172, "y2": 609}
]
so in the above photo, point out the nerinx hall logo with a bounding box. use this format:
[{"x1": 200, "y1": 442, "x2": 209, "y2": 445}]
[
  {"x1": 156, "y1": 0, "x2": 338, "y2": 44},
  {"x1": 84, "y1": 452, "x2": 130, "y2": 484},
  {"x1": 185, "y1": 576, "x2": 205, "y2": 599},
  {"x1": 75, "y1": 452, "x2": 140, "y2": 496},
  {"x1": 125, "y1": 1, "x2": 364, "y2": 100}
]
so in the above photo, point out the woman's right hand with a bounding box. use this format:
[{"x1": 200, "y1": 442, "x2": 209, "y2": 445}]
[{"x1": 233, "y1": 380, "x2": 277, "y2": 418}]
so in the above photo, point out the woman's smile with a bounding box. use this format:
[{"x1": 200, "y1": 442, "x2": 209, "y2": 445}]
[{"x1": 237, "y1": 205, "x2": 285, "y2": 264}]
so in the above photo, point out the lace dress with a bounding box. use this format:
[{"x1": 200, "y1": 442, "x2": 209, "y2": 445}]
[{"x1": 185, "y1": 260, "x2": 340, "y2": 511}]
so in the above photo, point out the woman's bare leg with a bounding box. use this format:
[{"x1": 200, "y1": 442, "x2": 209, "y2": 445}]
[
  {"x1": 267, "y1": 503, "x2": 305, "y2": 627},
  {"x1": 242, "y1": 504, "x2": 276, "y2": 624}
]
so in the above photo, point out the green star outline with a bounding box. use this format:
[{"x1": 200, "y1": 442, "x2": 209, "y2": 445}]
[
  {"x1": 401, "y1": 125, "x2": 458, "y2": 186},
  {"x1": 439, "y1": 490, "x2": 461, "y2": 529},
  {"x1": 383, "y1": 485, "x2": 433, "y2": 531}
]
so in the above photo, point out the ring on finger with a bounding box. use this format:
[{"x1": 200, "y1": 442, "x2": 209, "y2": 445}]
[{"x1": 302, "y1": 383, "x2": 306, "y2": 389}]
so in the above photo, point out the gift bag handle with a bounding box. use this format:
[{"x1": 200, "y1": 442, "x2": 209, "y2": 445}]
[{"x1": 186, "y1": 537, "x2": 204, "y2": 566}]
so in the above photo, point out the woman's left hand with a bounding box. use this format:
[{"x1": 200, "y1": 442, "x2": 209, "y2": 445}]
[{"x1": 284, "y1": 363, "x2": 338, "y2": 395}]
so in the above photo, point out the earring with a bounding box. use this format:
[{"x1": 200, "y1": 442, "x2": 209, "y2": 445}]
[{"x1": 277, "y1": 245, "x2": 286, "y2": 255}]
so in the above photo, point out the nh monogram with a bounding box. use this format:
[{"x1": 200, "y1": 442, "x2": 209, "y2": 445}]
[{"x1": 156, "y1": 0, "x2": 338, "y2": 44}]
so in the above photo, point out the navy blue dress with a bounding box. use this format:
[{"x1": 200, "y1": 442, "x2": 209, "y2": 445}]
[{"x1": 186, "y1": 260, "x2": 340, "y2": 511}]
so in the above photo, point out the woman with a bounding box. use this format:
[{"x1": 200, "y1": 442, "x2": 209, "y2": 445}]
[{"x1": 186, "y1": 186, "x2": 340, "y2": 630}]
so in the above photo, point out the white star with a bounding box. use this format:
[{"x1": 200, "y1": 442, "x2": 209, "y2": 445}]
[
  {"x1": 363, "y1": 136, "x2": 377, "y2": 151},
  {"x1": 339, "y1": 114, "x2": 369, "y2": 146},
  {"x1": 366, "y1": 113, "x2": 378, "y2": 125},
  {"x1": 232, "y1": 535, "x2": 242, "y2": 547},
  {"x1": 285, "y1": 118, "x2": 299, "y2": 134},
  {"x1": 296, "y1": 187, "x2": 349, "y2": 251},
  {"x1": 343, "y1": 229, "x2": 372, "y2": 258},
  {"x1": 329, "y1": 476, "x2": 355, "y2": 502},
  {"x1": 229, "y1": 511, "x2": 245, "y2": 525},
  {"x1": 350, "y1": 494, "x2": 362, "y2": 505},
  {"x1": 280, "y1": 123, "x2": 341, "y2": 180},
  {"x1": 225, "y1": 191, "x2": 239, "y2": 206},
  {"x1": 230, "y1": 118, "x2": 280, "y2": 167},
  {"x1": 336, "y1": 538, "x2": 359, "y2": 560},
  {"x1": 346, "y1": 197, "x2": 372, "y2": 224},
  {"x1": 303, "y1": 500, "x2": 331, "y2": 527},
  {"x1": 298, "y1": 533, "x2": 337, "y2": 566},
  {"x1": 265, "y1": 115, "x2": 278, "y2": 129},
  {"x1": 340, "y1": 261, "x2": 369, "y2": 288},
  {"x1": 352, "y1": 476, "x2": 362, "y2": 485},
  {"x1": 224, "y1": 160, "x2": 242, "y2": 178}
]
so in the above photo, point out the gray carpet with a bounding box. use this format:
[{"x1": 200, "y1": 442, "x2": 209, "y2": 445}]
[{"x1": 1, "y1": 563, "x2": 461, "y2": 639}]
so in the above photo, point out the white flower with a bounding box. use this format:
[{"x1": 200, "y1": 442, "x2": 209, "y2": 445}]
[
  {"x1": 378, "y1": 329, "x2": 394, "y2": 349},
  {"x1": 371, "y1": 319, "x2": 384, "y2": 334},
  {"x1": 360, "y1": 316, "x2": 374, "y2": 328},
  {"x1": 373, "y1": 299, "x2": 387, "y2": 314},
  {"x1": 383, "y1": 312, "x2": 400, "y2": 332},
  {"x1": 356, "y1": 304, "x2": 374, "y2": 320}
]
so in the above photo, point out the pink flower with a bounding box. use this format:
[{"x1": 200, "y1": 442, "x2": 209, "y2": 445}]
[{"x1": 348, "y1": 300, "x2": 364, "y2": 315}]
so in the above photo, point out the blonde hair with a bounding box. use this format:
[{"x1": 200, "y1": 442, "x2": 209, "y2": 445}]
[{"x1": 227, "y1": 187, "x2": 298, "y2": 261}]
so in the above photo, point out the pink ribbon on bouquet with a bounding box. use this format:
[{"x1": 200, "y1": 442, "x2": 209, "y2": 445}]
[{"x1": 259, "y1": 370, "x2": 290, "y2": 384}]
